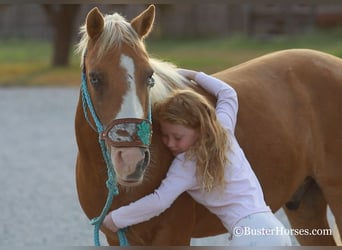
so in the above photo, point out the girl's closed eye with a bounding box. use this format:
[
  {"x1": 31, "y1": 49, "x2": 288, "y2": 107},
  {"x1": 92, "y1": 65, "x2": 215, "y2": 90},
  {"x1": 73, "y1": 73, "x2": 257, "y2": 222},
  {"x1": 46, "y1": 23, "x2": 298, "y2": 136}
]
[{"x1": 174, "y1": 135, "x2": 183, "y2": 141}]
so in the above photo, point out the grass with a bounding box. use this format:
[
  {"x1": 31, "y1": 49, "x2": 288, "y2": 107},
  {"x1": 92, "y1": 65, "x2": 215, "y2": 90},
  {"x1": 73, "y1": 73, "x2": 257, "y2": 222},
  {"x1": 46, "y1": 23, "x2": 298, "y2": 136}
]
[
  {"x1": 147, "y1": 29, "x2": 342, "y2": 73},
  {"x1": 0, "y1": 39, "x2": 80, "y2": 86},
  {"x1": 2, "y1": 28, "x2": 342, "y2": 86}
]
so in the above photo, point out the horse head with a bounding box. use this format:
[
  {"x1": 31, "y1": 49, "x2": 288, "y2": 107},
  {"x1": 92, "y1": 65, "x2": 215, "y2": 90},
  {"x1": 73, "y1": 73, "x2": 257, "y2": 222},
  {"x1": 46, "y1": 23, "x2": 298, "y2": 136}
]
[{"x1": 78, "y1": 5, "x2": 156, "y2": 186}]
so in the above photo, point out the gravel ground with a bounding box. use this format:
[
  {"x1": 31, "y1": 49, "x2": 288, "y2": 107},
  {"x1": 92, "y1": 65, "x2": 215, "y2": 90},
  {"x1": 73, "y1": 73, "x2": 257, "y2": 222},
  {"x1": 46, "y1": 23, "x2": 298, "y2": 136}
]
[
  {"x1": 0, "y1": 87, "x2": 95, "y2": 246},
  {"x1": 0, "y1": 87, "x2": 336, "y2": 246}
]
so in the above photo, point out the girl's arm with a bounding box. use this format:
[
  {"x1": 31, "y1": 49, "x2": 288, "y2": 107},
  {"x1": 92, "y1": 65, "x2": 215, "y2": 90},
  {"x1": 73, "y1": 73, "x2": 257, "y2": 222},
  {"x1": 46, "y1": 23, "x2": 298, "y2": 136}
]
[
  {"x1": 103, "y1": 157, "x2": 196, "y2": 230},
  {"x1": 179, "y1": 69, "x2": 238, "y2": 132}
]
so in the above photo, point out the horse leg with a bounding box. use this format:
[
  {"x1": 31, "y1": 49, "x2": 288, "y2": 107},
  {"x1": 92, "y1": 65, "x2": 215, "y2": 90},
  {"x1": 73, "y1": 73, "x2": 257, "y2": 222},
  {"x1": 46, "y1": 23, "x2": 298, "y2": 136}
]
[
  {"x1": 333, "y1": 222, "x2": 341, "y2": 246},
  {"x1": 316, "y1": 174, "x2": 342, "y2": 246},
  {"x1": 284, "y1": 179, "x2": 335, "y2": 245}
]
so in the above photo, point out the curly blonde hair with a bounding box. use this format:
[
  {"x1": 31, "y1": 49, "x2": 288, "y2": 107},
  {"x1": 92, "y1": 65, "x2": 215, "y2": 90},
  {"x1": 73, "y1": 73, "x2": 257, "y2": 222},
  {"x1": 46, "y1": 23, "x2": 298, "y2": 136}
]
[{"x1": 154, "y1": 89, "x2": 230, "y2": 192}]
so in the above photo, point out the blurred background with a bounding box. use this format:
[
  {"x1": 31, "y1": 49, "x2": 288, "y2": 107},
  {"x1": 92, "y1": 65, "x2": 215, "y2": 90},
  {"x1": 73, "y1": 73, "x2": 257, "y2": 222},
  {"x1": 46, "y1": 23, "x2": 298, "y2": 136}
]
[
  {"x1": 1, "y1": 3, "x2": 342, "y2": 86},
  {"x1": 0, "y1": 2, "x2": 341, "y2": 246}
]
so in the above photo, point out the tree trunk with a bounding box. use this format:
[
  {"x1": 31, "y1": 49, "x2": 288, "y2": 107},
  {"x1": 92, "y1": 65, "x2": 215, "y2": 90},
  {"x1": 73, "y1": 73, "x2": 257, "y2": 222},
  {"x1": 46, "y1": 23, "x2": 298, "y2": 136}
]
[{"x1": 42, "y1": 4, "x2": 80, "y2": 67}]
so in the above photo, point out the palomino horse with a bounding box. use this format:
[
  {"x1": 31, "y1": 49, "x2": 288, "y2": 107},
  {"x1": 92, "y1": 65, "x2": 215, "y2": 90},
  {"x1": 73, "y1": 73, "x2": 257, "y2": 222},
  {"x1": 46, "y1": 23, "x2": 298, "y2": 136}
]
[{"x1": 75, "y1": 5, "x2": 341, "y2": 245}]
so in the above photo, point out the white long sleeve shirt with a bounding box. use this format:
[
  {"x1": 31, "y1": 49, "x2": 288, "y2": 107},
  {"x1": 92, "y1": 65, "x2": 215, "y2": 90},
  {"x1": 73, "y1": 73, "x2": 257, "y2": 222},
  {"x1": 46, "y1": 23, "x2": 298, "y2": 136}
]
[{"x1": 111, "y1": 72, "x2": 271, "y2": 232}]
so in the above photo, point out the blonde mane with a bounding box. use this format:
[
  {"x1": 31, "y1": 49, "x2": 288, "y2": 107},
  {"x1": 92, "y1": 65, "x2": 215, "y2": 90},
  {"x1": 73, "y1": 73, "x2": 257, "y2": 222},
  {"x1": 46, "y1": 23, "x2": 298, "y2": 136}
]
[{"x1": 149, "y1": 58, "x2": 194, "y2": 104}]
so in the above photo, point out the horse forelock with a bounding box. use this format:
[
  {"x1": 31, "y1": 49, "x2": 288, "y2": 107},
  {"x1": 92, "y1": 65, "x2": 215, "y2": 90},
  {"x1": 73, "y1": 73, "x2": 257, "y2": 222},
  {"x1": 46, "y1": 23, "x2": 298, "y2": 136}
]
[
  {"x1": 149, "y1": 58, "x2": 193, "y2": 104},
  {"x1": 77, "y1": 12, "x2": 146, "y2": 65}
]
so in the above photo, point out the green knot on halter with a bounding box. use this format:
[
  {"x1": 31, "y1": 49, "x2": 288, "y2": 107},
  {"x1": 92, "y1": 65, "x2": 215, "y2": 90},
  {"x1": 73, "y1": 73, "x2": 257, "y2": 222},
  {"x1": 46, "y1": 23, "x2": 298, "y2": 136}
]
[{"x1": 137, "y1": 120, "x2": 151, "y2": 145}]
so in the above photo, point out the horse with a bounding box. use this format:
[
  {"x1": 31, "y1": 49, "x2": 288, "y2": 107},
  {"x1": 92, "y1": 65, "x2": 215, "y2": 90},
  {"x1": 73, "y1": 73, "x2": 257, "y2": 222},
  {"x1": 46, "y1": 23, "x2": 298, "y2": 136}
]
[{"x1": 75, "y1": 5, "x2": 342, "y2": 246}]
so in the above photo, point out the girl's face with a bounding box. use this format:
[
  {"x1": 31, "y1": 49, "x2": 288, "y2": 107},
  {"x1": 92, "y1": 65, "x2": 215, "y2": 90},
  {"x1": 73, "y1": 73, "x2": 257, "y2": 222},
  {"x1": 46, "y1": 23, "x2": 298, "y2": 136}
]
[{"x1": 160, "y1": 121, "x2": 199, "y2": 156}]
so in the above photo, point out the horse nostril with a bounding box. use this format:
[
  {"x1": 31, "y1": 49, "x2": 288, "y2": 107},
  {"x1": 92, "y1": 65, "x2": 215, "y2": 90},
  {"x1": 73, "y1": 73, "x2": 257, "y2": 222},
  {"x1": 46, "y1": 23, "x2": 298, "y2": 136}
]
[
  {"x1": 117, "y1": 150, "x2": 123, "y2": 162},
  {"x1": 126, "y1": 149, "x2": 150, "y2": 180},
  {"x1": 143, "y1": 149, "x2": 150, "y2": 167},
  {"x1": 138, "y1": 149, "x2": 150, "y2": 170}
]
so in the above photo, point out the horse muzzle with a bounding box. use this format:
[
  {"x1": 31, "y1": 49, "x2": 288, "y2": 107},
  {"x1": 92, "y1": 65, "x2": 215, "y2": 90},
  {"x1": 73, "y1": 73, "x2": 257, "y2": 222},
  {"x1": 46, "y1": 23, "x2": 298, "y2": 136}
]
[
  {"x1": 101, "y1": 118, "x2": 152, "y2": 186},
  {"x1": 108, "y1": 146, "x2": 150, "y2": 186}
]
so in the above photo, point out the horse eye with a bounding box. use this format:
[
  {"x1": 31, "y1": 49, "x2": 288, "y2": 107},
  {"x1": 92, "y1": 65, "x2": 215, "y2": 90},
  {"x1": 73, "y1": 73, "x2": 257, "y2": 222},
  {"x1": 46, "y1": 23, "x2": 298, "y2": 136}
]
[
  {"x1": 89, "y1": 72, "x2": 102, "y2": 86},
  {"x1": 147, "y1": 76, "x2": 155, "y2": 88}
]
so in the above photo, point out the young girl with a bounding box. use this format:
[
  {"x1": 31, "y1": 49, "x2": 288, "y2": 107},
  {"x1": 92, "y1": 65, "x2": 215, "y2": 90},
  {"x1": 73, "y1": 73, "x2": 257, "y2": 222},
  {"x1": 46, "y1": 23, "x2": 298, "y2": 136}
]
[{"x1": 102, "y1": 69, "x2": 292, "y2": 246}]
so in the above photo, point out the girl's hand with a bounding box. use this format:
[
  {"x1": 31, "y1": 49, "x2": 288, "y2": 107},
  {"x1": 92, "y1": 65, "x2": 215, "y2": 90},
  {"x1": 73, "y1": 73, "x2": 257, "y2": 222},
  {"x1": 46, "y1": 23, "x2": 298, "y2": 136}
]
[
  {"x1": 101, "y1": 213, "x2": 119, "y2": 233},
  {"x1": 177, "y1": 68, "x2": 198, "y2": 80}
]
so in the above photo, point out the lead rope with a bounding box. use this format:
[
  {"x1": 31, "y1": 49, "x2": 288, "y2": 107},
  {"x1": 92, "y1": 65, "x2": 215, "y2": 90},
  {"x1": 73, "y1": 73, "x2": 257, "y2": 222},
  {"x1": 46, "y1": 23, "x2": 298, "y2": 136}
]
[{"x1": 81, "y1": 71, "x2": 129, "y2": 246}]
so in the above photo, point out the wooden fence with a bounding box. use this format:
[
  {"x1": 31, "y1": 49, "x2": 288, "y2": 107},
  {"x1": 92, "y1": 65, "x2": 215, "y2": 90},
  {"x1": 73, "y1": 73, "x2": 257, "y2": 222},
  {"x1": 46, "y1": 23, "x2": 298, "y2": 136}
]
[{"x1": 1, "y1": 3, "x2": 342, "y2": 41}]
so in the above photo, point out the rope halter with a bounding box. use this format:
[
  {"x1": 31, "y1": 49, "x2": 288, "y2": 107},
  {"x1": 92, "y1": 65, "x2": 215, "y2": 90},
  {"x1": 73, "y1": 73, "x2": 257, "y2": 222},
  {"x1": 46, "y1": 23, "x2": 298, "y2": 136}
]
[{"x1": 80, "y1": 52, "x2": 154, "y2": 246}]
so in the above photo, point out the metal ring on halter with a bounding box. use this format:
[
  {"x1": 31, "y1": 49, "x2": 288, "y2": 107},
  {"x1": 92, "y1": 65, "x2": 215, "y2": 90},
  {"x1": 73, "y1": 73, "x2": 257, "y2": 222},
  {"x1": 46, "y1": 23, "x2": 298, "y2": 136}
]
[{"x1": 101, "y1": 118, "x2": 152, "y2": 148}]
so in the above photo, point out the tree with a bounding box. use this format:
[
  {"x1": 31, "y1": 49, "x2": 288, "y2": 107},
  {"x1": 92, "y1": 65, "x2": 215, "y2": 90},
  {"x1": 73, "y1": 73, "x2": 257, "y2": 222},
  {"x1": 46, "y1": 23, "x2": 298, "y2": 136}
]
[{"x1": 42, "y1": 4, "x2": 80, "y2": 67}]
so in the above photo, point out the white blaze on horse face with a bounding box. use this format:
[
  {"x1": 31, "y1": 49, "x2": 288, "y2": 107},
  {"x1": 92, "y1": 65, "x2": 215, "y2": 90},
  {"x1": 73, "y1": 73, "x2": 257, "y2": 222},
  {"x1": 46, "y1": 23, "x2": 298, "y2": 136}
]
[{"x1": 115, "y1": 54, "x2": 144, "y2": 119}]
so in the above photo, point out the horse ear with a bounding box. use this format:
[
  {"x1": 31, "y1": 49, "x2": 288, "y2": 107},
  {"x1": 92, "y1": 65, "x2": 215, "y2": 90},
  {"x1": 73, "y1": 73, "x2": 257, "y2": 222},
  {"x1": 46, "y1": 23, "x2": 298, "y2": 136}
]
[
  {"x1": 86, "y1": 7, "x2": 104, "y2": 40},
  {"x1": 131, "y1": 5, "x2": 155, "y2": 39}
]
